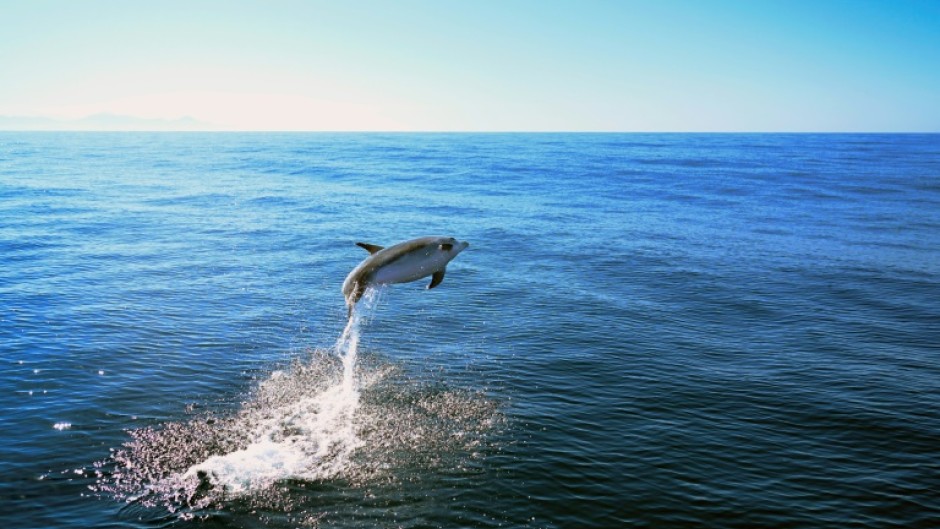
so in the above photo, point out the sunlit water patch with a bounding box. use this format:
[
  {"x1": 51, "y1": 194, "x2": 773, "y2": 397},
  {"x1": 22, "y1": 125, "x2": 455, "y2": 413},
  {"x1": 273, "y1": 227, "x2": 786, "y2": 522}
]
[{"x1": 93, "y1": 291, "x2": 504, "y2": 522}]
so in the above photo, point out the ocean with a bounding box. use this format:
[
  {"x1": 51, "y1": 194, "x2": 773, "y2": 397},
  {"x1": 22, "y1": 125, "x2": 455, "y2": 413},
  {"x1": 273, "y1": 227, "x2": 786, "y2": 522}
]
[{"x1": 1, "y1": 132, "x2": 938, "y2": 528}]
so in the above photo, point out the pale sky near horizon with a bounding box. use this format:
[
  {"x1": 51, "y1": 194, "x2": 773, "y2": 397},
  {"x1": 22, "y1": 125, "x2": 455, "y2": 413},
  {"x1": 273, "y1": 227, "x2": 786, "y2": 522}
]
[{"x1": 1, "y1": 0, "x2": 938, "y2": 131}]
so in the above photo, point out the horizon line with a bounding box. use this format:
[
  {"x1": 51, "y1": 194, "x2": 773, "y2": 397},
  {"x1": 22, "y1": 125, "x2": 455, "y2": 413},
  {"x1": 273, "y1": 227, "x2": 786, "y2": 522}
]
[{"x1": 0, "y1": 129, "x2": 937, "y2": 134}]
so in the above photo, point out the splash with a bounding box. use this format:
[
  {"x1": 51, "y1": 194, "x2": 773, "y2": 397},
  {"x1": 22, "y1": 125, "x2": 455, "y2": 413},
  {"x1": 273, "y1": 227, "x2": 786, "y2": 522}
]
[
  {"x1": 180, "y1": 298, "x2": 368, "y2": 495},
  {"x1": 94, "y1": 287, "x2": 502, "y2": 518}
]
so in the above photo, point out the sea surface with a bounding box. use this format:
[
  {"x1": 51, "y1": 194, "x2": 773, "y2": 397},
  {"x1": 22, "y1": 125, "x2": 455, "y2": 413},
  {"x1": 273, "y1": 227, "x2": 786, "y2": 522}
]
[{"x1": 1, "y1": 132, "x2": 938, "y2": 528}]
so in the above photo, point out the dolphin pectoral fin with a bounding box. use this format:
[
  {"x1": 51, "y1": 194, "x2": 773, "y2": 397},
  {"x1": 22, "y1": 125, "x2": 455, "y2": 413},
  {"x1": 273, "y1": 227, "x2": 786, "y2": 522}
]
[
  {"x1": 356, "y1": 242, "x2": 384, "y2": 254},
  {"x1": 428, "y1": 268, "x2": 446, "y2": 289}
]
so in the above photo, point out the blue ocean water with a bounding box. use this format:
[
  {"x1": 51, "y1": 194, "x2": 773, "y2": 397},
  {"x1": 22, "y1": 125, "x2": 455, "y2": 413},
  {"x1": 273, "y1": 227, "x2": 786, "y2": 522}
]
[{"x1": 1, "y1": 132, "x2": 938, "y2": 528}]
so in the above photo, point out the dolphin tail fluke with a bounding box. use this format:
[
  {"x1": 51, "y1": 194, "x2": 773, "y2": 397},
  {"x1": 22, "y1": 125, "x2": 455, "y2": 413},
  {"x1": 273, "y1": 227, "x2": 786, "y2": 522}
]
[{"x1": 346, "y1": 281, "x2": 366, "y2": 320}]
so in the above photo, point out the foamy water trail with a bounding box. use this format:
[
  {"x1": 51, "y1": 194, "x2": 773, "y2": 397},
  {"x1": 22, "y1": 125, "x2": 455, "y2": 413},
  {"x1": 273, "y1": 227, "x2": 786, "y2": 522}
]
[
  {"x1": 96, "y1": 285, "x2": 501, "y2": 518},
  {"x1": 177, "y1": 292, "x2": 376, "y2": 495},
  {"x1": 337, "y1": 303, "x2": 361, "y2": 396}
]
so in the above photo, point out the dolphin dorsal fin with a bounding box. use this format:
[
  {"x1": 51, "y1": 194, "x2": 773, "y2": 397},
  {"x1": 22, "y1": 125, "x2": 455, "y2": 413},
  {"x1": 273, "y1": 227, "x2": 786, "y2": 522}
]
[{"x1": 356, "y1": 242, "x2": 384, "y2": 254}]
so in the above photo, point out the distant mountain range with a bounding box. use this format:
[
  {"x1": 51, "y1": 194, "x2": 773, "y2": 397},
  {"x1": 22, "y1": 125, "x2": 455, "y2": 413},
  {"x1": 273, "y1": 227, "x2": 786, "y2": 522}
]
[{"x1": 0, "y1": 113, "x2": 221, "y2": 131}]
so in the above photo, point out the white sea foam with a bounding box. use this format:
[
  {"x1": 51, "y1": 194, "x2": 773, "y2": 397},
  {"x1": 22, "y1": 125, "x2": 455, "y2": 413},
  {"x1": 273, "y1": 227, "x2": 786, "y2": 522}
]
[
  {"x1": 97, "y1": 286, "x2": 502, "y2": 514},
  {"x1": 179, "y1": 292, "x2": 371, "y2": 495}
]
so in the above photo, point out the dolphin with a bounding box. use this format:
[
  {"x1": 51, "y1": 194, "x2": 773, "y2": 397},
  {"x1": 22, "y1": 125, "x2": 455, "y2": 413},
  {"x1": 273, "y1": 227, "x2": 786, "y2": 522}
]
[{"x1": 342, "y1": 236, "x2": 470, "y2": 317}]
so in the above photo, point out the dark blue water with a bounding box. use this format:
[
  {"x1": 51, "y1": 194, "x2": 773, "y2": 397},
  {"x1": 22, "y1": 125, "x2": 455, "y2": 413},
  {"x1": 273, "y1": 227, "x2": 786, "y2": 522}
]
[{"x1": 2, "y1": 133, "x2": 939, "y2": 528}]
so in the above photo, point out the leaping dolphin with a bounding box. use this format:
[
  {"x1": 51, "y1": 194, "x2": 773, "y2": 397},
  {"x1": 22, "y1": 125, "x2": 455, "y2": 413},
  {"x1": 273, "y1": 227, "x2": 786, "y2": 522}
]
[{"x1": 342, "y1": 236, "x2": 470, "y2": 317}]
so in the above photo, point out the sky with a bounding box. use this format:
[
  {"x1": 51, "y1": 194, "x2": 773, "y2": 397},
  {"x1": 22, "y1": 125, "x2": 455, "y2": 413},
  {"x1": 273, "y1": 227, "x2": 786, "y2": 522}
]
[{"x1": 0, "y1": 0, "x2": 938, "y2": 131}]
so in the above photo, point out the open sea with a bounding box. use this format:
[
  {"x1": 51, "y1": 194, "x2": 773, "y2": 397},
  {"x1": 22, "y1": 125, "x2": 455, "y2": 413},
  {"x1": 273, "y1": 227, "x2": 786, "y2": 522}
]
[{"x1": 1, "y1": 132, "x2": 938, "y2": 528}]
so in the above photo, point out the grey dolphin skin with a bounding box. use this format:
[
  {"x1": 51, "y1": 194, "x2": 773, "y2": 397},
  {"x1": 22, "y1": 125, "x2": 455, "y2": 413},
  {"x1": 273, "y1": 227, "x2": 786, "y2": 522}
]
[{"x1": 342, "y1": 236, "x2": 470, "y2": 317}]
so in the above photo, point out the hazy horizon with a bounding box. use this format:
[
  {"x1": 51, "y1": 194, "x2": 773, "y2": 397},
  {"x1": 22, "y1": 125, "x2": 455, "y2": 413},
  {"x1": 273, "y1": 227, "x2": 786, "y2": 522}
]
[{"x1": 2, "y1": 0, "x2": 938, "y2": 132}]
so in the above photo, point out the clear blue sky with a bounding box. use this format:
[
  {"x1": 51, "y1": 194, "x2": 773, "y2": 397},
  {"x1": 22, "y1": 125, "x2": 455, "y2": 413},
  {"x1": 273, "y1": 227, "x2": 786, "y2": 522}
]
[{"x1": 1, "y1": 0, "x2": 938, "y2": 131}]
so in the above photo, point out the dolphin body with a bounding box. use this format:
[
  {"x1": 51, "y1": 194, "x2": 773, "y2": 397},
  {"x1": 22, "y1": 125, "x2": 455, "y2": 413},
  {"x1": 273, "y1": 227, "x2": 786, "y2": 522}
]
[{"x1": 342, "y1": 236, "x2": 469, "y2": 317}]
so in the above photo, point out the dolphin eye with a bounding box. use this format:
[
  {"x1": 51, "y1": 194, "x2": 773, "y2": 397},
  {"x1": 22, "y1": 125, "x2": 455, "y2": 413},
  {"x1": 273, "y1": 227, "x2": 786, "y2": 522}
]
[{"x1": 440, "y1": 243, "x2": 453, "y2": 251}]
